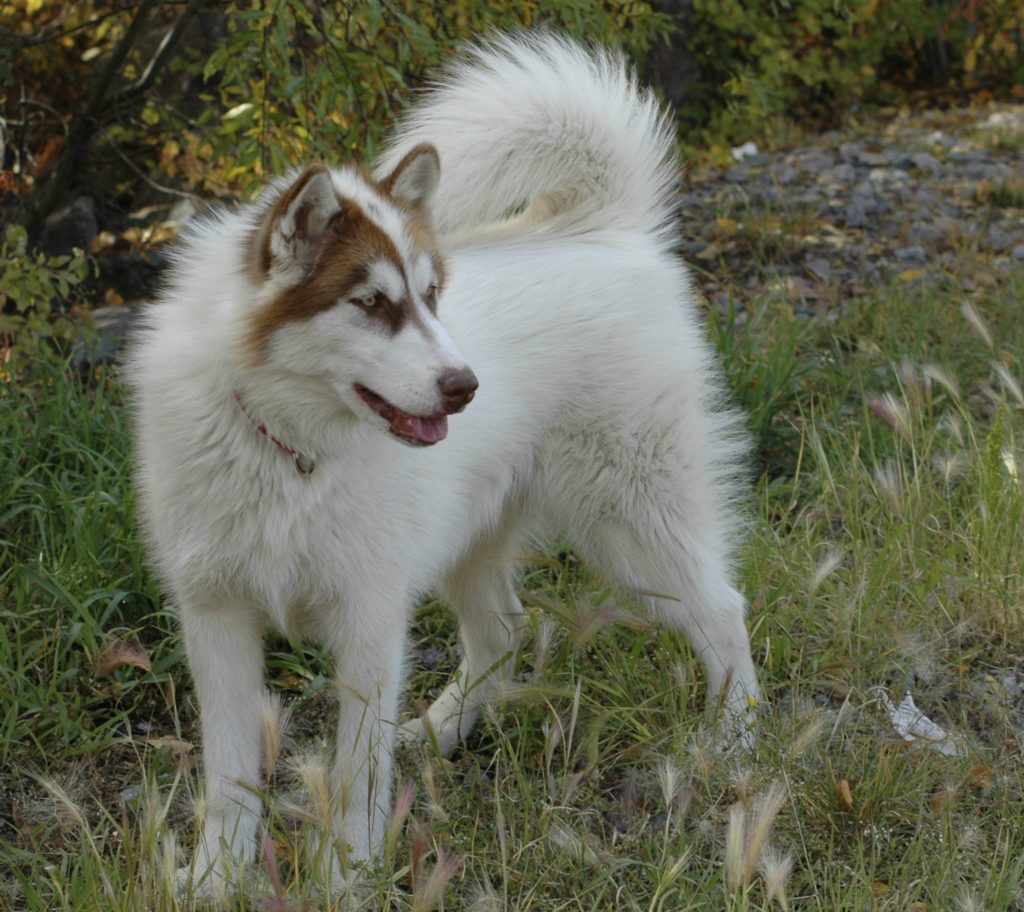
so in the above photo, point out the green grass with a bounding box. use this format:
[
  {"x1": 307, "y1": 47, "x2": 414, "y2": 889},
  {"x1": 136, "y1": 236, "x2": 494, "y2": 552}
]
[{"x1": 2, "y1": 257, "x2": 1023, "y2": 910}]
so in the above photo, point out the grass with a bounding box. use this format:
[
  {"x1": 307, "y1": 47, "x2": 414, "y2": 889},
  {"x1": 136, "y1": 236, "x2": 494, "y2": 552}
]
[{"x1": 2, "y1": 252, "x2": 1023, "y2": 910}]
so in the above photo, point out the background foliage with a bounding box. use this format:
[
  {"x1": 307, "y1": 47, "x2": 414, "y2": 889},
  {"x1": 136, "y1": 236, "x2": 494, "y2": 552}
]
[{"x1": 684, "y1": 0, "x2": 1024, "y2": 139}]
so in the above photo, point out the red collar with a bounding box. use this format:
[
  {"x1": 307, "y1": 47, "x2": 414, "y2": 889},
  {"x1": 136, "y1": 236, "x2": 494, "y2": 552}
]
[{"x1": 234, "y1": 390, "x2": 315, "y2": 475}]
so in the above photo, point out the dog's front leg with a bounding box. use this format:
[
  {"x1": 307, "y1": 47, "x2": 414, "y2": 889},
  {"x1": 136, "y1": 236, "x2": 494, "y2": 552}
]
[
  {"x1": 314, "y1": 597, "x2": 407, "y2": 891},
  {"x1": 177, "y1": 599, "x2": 267, "y2": 897}
]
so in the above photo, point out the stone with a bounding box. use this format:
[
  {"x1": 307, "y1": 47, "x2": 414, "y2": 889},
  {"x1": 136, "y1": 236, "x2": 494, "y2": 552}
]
[
  {"x1": 1012, "y1": 244, "x2": 1024, "y2": 261},
  {"x1": 986, "y1": 225, "x2": 1013, "y2": 253},
  {"x1": 911, "y1": 152, "x2": 942, "y2": 174},
  {"x1": 895, "y1": 245, "x2": 927, "y2": 265},
  {"x1": 844, "y1": 198, "x2": 870, "y2": 228}
]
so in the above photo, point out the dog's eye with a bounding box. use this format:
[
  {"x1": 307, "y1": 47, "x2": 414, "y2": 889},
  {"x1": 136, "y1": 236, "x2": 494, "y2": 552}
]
[
  {"x1": 425, "y1": 284, "x2": 439, "y2": 306},
  {"x1": 351, "y1": 293, "x2": 382, "y2": 309}
]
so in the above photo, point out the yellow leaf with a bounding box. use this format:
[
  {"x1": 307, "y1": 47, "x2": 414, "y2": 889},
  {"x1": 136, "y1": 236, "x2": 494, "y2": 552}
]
[
  {"x1": 715, "y1": 217, "x2": 738, "y2": 236},
  {"x1": 224, "y1": 102, "x2": 255, "y2": 121},
  {"x1": 837, "y1": 779, "x2": 854, "y2": 811},
  {"x1": 898, "y1": 268, "x2": 925, "y2": 282}
]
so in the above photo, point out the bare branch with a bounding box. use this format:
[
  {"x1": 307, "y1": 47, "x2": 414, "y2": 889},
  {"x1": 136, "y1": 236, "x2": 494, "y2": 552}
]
[{"x1": 24, "y1": 0, "x2": 205, "y2": 242}]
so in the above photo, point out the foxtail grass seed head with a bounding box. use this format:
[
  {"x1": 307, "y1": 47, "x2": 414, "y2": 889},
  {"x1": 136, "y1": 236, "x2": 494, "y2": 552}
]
[
  {"x1": 937, "y1": 412, "x2": 965, "y2": 445},
  {"x1": 1003, "y1": 449, "x2": 1020, "y2": 483},
  {"x1": 898, "y1": 358, "x2": 927, "y2": 410},
  {"x1": 724, "y1": 802, "x2": 747, "y2": 889},
  {"x1": 960, "y1": 300, "x2": 994, "y2": 349},
  {"x1": 533, "y1": 617, "x2": 557, "y2": 673},
  {"x1": 867, "y1": 393, "x2": 912, "y2": 443},
  {"x1": 758, "y1": 848, "x2": 794, "y2": 911},
  {"x1": 546, "y1": 819, "x2": 601, "y2": 866},
  {"x1": 289, "y1": 752, "x2": 332, "y2": 826},
  {"x1": 745, "y1": 784, "x2": 787, "y2": 879},
  {"x1": 992, "y1": 361, "x2": 1024, "y2": 408},
  {"x1": 419, "y1": 760, "x2": 448, "y2": 823},
  {"x1": 656, "y1": 756, "x2": 691, "y2": 821},
  {"x1": 958, "y1": 887, "x2": 981, "y2": 912},
  {"x1": 809, "y1": 547, "x2": 843, "y2": 596},
  {"x1": 387, "y1": 781, "x2": 416, "y2": 853},
  {"x1": 923, "y1": 364, "x2": 962, "y2": 403},
  {"x1": 465, "y1": 883, "x2": 503, "y2": 912},
  {"x1": 158, "y1": 830, "x2": 178, "y2": 895},
  {"x1": 932, "y1": 452, "x2": 967, "y2": 484},
  {"x1": 261, "y1": 692, "x2": 290, "y2": 784},
  {"x1": 725, "y1": 783, "x2": 788, "y2": 891},
  {"x1": 411, "y1": 846, "x2": 462, "y2": 912},
  {"x1": 656, "y1": 756, "x2": 679, "y2": 809},
  {"x1": 786, "y1": 713, "x2": 825, "y2": 760},
  {"x1": 874, "y1": 460, "x2": 904, "y2": 513}
]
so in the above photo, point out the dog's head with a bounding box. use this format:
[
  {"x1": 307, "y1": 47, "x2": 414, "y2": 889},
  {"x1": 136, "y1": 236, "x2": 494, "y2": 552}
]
[{"x1": 245, "y1": 146, "x2": 476, "y2": 447}]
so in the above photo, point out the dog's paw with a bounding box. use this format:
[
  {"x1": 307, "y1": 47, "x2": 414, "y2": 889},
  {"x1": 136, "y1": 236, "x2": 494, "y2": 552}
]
[
  {"x1": 397, "y1": 714, "x2": 462, "y2": 757},
  {"x1": 712, "y1": 695, "x2": 758, "y2": 753},
  {"x1": 175, "y1": 847, "x2": 250, "y2": 904},
  {"x1": 175, "y1": 863, "x2": 229, "y2": 904}
]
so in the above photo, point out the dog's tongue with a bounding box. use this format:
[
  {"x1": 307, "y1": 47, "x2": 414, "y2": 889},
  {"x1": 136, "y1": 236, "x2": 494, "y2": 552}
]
[{"x1": 390, "y1": 412, "x2": 448, "y2": 445}]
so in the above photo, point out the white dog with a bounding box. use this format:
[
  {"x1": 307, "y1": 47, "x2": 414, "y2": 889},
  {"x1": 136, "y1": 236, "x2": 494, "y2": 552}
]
[{"x1": 129, "y1": 33, "x2": 758, "y2": 895}]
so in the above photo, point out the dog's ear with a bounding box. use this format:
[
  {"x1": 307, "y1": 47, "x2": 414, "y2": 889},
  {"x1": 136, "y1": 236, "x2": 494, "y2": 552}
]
[
  {"x1": 258, "y1": 164, "x2": 343, "y2": 285},
  {"x1": 382, "y1": 144, "x2": 440, "y2": 210}
]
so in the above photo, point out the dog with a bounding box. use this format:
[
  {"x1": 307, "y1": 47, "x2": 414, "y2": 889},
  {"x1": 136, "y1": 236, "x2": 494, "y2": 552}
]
[{"x1": 128, "y1": 32, "x2": 759, "y2": 896}]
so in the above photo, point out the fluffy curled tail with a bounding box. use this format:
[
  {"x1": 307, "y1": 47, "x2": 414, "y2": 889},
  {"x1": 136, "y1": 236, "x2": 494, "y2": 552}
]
[{"x1": 376, "y1": 32, "x2": 680, "y2": 246}]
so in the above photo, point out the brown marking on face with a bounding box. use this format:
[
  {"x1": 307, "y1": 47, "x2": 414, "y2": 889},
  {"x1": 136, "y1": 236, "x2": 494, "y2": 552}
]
[{"x1": 246, "y1": 171, "x2": 446, "y2": 360}]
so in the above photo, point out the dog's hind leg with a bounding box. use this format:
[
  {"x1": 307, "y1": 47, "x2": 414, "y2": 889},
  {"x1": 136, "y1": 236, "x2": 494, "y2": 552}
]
[
  {"x1": 575, "y1": 512, "x2": 759, "y2": 747},
  {"x1": 401, "y1": 528, "x2": 527, "y2": 756},
  {"x1": 177, "y1": 599, "x2": 268, "y2": 896}
]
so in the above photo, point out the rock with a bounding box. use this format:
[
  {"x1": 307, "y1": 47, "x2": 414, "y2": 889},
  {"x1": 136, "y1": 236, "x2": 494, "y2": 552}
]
[
  {"x1": 41, "y1": 196, "x2": 98, "y2": 256},
  {"x1": 844, "y1": 198, "x2": 870, "y2": 228},
  {"x1": 911, "y1": 152, "x2": 942, "y2": 174},
  {"x1": 805, "y1": 257, "x2": 831, "y2": 283},
  {"x1": 910, "y1": 223, "x2": 944, "y2": 247},
  {"x1": 858, "y1": 150, "x2": 893, "y2": 168},
  {"x1": 838, "y1": 141, "x2": 862, "y2": 162},
  {"x1": 770, "y1": 162, "x2": 795, "y2": 184},
  {"x1": 1012, "y1": 244, "x2": 1024, "y2": 261},
  {"x1": 987, "y1": 225, "x2": 1013, "y2": 253},
  {"x1": 819, "y1": 163, "x2": 856, "y2": 185},
  {"x1": 895, "y1": 245, "x2": 927, "y2": 265}
]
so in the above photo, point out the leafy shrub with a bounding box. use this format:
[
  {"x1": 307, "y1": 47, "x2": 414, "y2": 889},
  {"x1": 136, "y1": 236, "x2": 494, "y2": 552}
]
[
  {"x1": 0, "y1": 225, "x2": 89, "y2": 375},
  {"x1": 682, "y1": 0, "x2": 1024, "y2": 141},
  {"x1": 158, "y1": 0, "x2": 672, "y2": 199}
]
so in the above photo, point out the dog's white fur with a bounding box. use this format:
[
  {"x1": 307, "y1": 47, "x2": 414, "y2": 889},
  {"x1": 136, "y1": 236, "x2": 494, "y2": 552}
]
[{"x1": 129, "y1": 33, "x2": 758, "y2": 895}]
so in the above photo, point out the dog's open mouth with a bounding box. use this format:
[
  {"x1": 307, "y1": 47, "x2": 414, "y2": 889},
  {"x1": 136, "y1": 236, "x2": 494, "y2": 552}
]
[{"x1": 355, "y1": 384, "x2": 448, "y2": 446}]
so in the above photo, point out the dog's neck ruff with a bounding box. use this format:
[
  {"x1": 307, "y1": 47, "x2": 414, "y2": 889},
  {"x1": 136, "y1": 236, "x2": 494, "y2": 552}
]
[{"x1": 233, "y1": 390, "x2": 315, "y2": 475}]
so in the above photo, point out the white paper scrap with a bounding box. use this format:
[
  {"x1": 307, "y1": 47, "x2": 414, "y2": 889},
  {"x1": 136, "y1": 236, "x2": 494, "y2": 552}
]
[{"x1": 879, "y1": 691, "x2": 964, "y2": 757}]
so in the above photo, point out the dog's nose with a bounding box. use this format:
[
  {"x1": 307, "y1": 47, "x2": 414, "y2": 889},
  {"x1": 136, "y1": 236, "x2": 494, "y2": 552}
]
[{"x1": 438, "y1": 367, "x2": 479, "y2": 413}]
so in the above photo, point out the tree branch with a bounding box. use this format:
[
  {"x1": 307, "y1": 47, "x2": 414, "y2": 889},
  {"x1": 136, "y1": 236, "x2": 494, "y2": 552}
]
[
  {"x1": 110, "y1": 0, "x2": 205, "y2": 106},
  {"x1": 25, "y1": 0, "x2": 204, "y2": 243}
]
